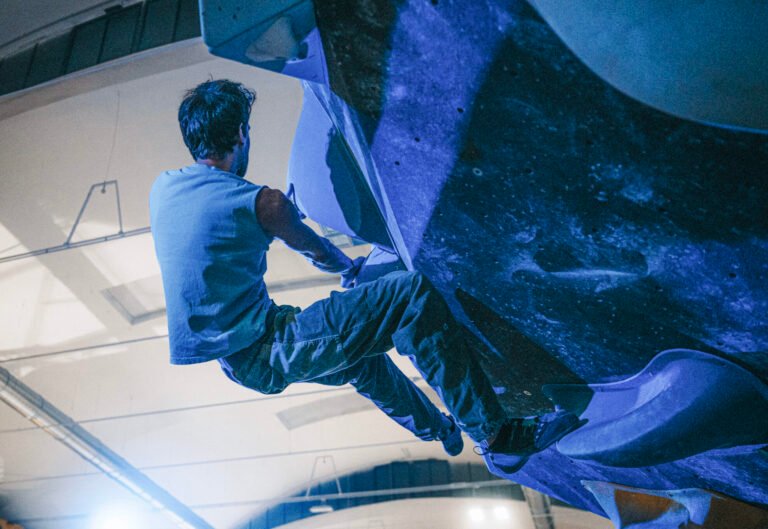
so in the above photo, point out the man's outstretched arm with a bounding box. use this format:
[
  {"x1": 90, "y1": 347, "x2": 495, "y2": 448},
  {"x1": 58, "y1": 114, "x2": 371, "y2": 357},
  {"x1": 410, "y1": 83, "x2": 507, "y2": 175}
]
[{"x1": 256, "y1": 187, "x2": 352, "y2": 273}]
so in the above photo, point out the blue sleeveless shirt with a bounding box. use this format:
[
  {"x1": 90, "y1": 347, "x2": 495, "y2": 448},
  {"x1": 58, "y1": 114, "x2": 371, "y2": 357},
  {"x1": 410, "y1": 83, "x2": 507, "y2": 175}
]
[{"x1": 149, "y1": 164, "x2": 274, "y2": 364}]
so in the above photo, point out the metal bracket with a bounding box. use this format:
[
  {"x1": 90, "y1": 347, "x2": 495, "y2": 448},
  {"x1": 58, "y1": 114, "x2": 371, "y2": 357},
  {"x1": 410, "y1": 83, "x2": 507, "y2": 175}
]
[
  {"x1": 0, "y1": 180, "x2": 150, "y2": 265},
  {"x1": 64, "y1": 180, "x2": 123, "y2": 245}
]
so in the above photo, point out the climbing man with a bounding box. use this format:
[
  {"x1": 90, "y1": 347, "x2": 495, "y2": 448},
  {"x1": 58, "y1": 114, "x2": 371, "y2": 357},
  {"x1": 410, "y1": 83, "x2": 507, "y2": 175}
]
[{"x1": 150, "y1": 79, "x2": 580, "y2": 466}]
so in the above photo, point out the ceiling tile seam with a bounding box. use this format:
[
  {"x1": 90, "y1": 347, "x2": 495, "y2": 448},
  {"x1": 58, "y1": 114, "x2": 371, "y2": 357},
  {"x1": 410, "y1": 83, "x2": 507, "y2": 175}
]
[
  {"x1": 0, "y1": 276, "x2": 352, "y2": 363},
  {"x1": 9, "y1": 478, "x2": 516, "y2": 526},
  {"x1": 0, "y1": 438, "x2": 424, "y2": 485},
  {"x1": 0, "y1": 376, "x2": 424, "y2": 434},
  {"x1": 190, "y1": 479, "x2": 516, "y2": 510},
  {"x1": 0, "y1": 334, "x2": 169, "y2": 364}
]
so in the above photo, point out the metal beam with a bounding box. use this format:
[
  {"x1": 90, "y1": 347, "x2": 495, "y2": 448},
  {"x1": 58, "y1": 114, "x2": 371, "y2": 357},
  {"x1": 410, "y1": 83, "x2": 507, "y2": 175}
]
[
  {"x1": 197, "y1": 478, "x2": 517, "y2": 509},
  {"x1": 0, "y1": 366, "x2": 214, "y2": 529},
  {"x1": 522, "y1": 486, "x2": 556, "y2": 529},
  {"x1": 0, "y1": 179, "x2": 151, "y2": 265},
  {"x1": 0, "y1": 226, "x2": 152, "y2": 264}
]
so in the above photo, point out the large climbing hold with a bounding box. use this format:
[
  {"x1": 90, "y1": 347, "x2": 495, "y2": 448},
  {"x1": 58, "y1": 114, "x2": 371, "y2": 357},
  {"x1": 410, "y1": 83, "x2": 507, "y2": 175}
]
[
  {"x1": 287, "y1": 84, "x2": 394, "y2": 250},
  {"x1": 200, "y1": 0, "x2": 327, "y2": 84},
  {"x1": 545, "y1": 349, "x2": 768, "y2": 467},
  {"x1": 582, "y1": 481, "x2": 768, "y2": 529},
  {"x1": 528, "y1": 1, "x2": 768, "y2": 131}
]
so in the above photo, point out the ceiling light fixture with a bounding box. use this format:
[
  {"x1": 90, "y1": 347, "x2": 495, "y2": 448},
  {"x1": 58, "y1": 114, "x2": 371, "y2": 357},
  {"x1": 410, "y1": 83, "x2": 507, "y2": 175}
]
[
  {"x1": 468, "y1": 507, "x2": 486, "y2": 523},
  {"x1": 304, "y1": 455, "x2": 343, "y2": 515},
  {"x1": 89, "y1": 503, "x2": 142, "y2": 529},
  {"x1": 493, "y1": 505, "x2": 511, "y2": 520},
  {"x1": 308, "y1": 501, "x2": 334, "y2": 514}
]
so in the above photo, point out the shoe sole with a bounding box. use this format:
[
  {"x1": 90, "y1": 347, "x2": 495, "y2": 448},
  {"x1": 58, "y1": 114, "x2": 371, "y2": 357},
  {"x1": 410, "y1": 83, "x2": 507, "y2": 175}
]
[{"x1": 489, "y1": 416, "x2": 585, "y2": 474}]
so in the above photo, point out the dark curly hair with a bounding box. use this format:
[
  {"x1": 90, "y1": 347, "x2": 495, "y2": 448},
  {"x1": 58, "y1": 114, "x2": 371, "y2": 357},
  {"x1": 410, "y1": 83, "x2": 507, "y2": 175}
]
[{"x1": 178, "y1": 79, "x2": 256, "y2": 160}]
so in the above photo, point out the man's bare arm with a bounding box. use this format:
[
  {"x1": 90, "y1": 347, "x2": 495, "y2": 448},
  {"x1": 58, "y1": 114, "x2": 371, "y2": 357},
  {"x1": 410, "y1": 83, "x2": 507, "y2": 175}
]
[{"x1": 256, "y1": 187, "x2": 352, "y2": 273}]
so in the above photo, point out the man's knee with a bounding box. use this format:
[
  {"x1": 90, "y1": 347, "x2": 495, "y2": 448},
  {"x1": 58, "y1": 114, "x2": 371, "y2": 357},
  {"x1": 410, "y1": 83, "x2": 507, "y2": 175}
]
[
  {"x1": 370, "y1": 270, "x2": 443, "y2": 318},
  {"x1": 373, "y1": 270, "x2": 426, "y2": 295},
  {"x1": 406, "y1": 270, "x2": 439, "y2": 298},
  {"x1": 383, "y1": 269, "x2": 430, "y2": 289}
]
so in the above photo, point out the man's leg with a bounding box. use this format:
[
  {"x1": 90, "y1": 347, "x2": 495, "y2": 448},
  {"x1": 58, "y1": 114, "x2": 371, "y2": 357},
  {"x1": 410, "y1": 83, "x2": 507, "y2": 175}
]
[
  {"x1": 311, "y1": 354, "x2": 463, "y2": 455},
  {"x1": 259, "y1": 271, "x2": 506, "y2": 443},
  {"x1": 220, "y1": 271, "x2": 579, "y2": 465}
]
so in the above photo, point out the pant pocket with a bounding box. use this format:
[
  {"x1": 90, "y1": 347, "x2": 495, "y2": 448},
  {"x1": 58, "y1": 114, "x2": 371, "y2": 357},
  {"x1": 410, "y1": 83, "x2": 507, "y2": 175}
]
[{"x1": 219, "y1": 342, "x2": 286, "y2": 395}]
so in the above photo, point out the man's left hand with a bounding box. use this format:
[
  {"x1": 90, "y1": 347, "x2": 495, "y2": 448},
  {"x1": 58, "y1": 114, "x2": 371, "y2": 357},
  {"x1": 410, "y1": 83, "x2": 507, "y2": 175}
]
[{"x1": 341, "y1": 256, "x2": 365, "y2": 288}]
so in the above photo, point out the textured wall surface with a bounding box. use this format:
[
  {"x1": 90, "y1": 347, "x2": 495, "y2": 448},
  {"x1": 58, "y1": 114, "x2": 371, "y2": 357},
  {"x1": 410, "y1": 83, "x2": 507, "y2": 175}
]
[
  {"x1": 203, "y1": 0, "x2": 768, "y2": 515},
  {"x1": 313, "y1": 0, "x2": 767, "y2": 386},
  {"x1": 309, "y1": 0, "x2": 768, "y2": 512}
]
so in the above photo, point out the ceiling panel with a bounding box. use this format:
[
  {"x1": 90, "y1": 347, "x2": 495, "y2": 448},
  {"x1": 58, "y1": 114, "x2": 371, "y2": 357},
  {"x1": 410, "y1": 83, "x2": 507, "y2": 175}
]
[{"x1": 0, "y1": 1, "x2": 131, "y2": 58}]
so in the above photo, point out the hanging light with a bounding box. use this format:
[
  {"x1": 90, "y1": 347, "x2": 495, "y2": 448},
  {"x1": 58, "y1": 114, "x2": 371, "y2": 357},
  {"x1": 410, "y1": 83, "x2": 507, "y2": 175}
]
[
  {"x1": 304, "y1": 456, "x2": 342, "y2": 515},
  {"x1": 309, "y1": 501, "x2": 334, "y2": 514}
]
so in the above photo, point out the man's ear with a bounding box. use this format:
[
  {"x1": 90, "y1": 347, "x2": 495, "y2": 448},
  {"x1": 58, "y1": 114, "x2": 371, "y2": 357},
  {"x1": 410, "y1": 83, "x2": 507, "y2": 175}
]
[{"x1": 238, "y1": 123, "x2": 247, "y2": 144}]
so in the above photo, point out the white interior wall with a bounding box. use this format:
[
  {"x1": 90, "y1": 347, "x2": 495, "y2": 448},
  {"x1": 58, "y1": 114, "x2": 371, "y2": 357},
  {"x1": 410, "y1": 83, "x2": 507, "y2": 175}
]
[
  {"x1": 274, "y1": 497, "x2": 614, "y2": 529},
  {"x1": 0, "y1": 42, "x2": 305, "y2": 355}
]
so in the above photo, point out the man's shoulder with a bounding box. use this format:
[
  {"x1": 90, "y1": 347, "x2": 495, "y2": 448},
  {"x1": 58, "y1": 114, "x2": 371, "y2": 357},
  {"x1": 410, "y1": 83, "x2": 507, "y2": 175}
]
[
  {"x1": 156, "y1": 163, "x2": 205, "y2": 180},
  {"x1": 151, "y1": 165, "x2": 191, "y2": 189},
  {"x1": 256, "y1": 187, "x2": 284, "y2": 206},
  {"x1": 153, "y1": 164, "x2": 246, "y2": 190}
]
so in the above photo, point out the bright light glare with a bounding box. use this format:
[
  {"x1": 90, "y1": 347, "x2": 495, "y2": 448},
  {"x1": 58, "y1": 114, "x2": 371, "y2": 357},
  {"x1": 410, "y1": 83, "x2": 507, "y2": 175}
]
[
  {"x1": 493, "y1": 506, "x2": 511, "y2": 520},
  {"x1": 468, "y1": 507, "x2": 486, "y2": 523},
  {"x1": 89, "y1": 505, "x2": 141, "y2": 529}
]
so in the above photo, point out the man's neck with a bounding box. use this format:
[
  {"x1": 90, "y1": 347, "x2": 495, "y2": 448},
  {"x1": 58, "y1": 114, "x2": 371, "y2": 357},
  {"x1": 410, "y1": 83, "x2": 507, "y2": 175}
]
[{"x1": 196, "y1": 154, "x2": 234, "y2": 173}]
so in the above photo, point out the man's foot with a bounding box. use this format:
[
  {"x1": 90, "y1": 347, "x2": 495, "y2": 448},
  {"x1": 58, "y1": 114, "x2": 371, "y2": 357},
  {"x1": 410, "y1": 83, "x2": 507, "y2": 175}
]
[
  {"x1": 438, "y1": 414, "x2": 464, "y2": 456},
  {"x1": 476, "y1": 410, "x2": 582, "y2": 471}
]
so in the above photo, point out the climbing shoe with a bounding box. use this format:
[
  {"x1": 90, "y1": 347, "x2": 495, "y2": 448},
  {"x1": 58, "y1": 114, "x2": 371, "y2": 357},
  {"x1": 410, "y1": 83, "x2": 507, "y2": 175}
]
[
  {"x1": 438, "y1": 414, "x2": 464, "y2": 456},
  {"x1": 475, "y1": 410, "x2": 581, "y2": 471}
]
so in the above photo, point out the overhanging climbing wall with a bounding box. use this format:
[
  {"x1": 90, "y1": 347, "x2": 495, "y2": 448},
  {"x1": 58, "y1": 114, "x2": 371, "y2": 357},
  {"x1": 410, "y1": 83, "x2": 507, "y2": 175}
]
[{"x1": 201, "y1": 0, "x2": 768, "y2": 517}]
